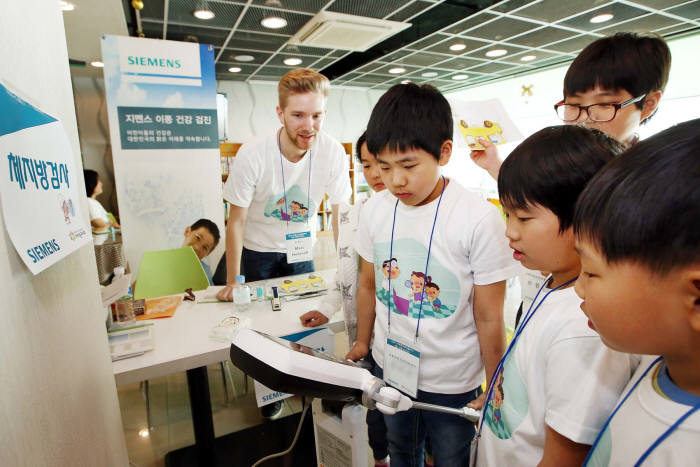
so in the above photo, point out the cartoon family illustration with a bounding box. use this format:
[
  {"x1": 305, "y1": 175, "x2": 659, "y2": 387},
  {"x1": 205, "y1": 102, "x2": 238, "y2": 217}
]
[
  {"x1": 378, "y1": 257, "x2": 449, "y2": 318},
  {"x1": 266, "y1": 196, "x2": 310, "y2": 222}
]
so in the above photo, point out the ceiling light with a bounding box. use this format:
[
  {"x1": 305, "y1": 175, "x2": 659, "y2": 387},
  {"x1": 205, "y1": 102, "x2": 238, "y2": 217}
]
[
  {"x1": 234, "y1": 54, "x2": 255, "y2": 62},
  {"x1": 283, "y1": 57, "x2": 303, "y2": 66},
  {"x1": 193, "y1": 9, "x2": 215, "y2": 20},
  {"x1": 261, "y1": 16, "x2": 287, "y2": 29},
  {"x1": 389, "y1": 67, "x2": 406, "y2": 74},
  {"x1": 138, "y1": 428, "x2": 150, "y2": 438},
  {"x1": 486, "y1": 49, "x2": 507, "y2": 58},
  {"x1": 422, "y1": 71, "x2": 438, "y2": 78},
  {"x1": 90, "y1": 61, "x2": 104, "y2": 68},
  {"x1": 59, "y1": 1, "x2": 75, "y2": 11},
  {"x1": 452, "y1": 74, "x2": 469, "y2": 80},
  {"x1": 401, "y1": 79, "x2": 411, "y2": 84},
  {"x1": 520, "y1": 55, "x2": 536, "y2": 62},
  {"x1": 590, "y1": 13, "x2": 614, "y2": 24},
  {"x1": 228, "y1": 67, "x2": 242, "y2": 73},
  {"x1": 449, "y1": 43, "x2": 467, "y2": 51}
]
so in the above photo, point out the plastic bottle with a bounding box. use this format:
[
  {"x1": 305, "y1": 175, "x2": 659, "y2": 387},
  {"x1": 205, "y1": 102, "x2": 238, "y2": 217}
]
[{"x1": 232, "y1": 275, "x2": 251, "y2": 312}]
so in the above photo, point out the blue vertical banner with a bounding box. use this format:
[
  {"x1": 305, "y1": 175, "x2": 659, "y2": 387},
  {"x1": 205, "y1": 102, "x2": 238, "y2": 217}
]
[
  {"x1": 0, "y1": 81, "x2": 92, "y2": 274},
  {"x1": 101, "y1": 35, "x2": 225, "y2": 274}
]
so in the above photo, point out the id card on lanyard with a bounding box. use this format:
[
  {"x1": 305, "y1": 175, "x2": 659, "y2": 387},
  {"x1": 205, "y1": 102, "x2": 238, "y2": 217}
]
[
  {"x1": 384, "y1": 332, "x2": 421, "y2": 398},
  {"x1": 383, "y1": 176, "x2": 446, "y2": 399},
  {"x1": 278, "y1": 129, "x2": 313, "y2": 264}
]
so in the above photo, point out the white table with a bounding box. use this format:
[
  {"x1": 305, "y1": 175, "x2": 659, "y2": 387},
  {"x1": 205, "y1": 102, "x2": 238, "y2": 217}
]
[{"x1": 112, "y1": 269, "x2": 338, "y2": 465}]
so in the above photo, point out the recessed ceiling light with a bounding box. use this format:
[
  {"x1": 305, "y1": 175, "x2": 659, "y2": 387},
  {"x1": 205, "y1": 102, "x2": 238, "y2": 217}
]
[
  {"x1": 228, "y1": 67, "x2": 242, "y2": 73},
  {"x1": 193, "y1": 9, "x2": 215, "y2": 20},
  {"x1": 590, "y1": 13, "x2": 614, "y2": 23},
  {"x1": 449, "y1": 43, "x2": 467, "y2": 51},
  {"x1": 452, "y1": 74, "x2": 469, "y2": 80},
  {"x1": 486, "y1": 49, "x2": 507, "y2": 58},
  {"x1": 234, "y1": 54, "x2": 255, "y2": 62},
  {"x1": 90, "y1": 61, "x2": 104, "y2": 68},
  {"x1": 520, "y1": 55, "x2": 536, "y2": 62},
  {"x1": 389, "y1": 67, "x2": 406, "y2": 74},
  {"x1": 138, "y1": 428, "x2": 150, "y2": 438},
  {"x1": 261, "y1": 16, "x2": 287, "y2": 29},
  {"x1": 401, "y1": 79, "x2": 411, "y2": 84},
  {"x1": 59, "y1": 1, "x2": 75, "y2": 11},
  {"x1": 283, "y1": 57, "x2": 303, "y2": 66},
  {"x1": 422, "y1": 71, "x2": 438, "y2": 78}
]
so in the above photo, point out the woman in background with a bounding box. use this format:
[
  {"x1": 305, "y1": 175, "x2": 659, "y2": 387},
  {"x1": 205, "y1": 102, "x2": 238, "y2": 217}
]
[{"x1": 84, "y1": 169, "x2": 120, "y2": 233}]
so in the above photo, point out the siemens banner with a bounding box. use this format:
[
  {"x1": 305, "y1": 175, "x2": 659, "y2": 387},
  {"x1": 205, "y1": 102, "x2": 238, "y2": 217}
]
[
  {"x1": 101, "y1": 35, "x2": 225, "y2": 275},
  {"x1": 0, "y1": 81, "x2": 92, "y2": 274}
]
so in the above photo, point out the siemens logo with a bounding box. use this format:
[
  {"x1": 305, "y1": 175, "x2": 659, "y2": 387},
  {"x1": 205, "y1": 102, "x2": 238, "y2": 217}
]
[
  {"x1": 262, "y1": 392, "x2": 285, "y2": 402},
  {"x1": 27, "y1": 239, "x2": 60, "y2": 263},
  {"x1": 127, "y1": 56, "x2": 182, "y2": 68}
]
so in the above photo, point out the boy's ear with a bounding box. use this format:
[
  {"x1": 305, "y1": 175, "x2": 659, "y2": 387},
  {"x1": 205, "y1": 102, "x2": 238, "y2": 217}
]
[
  {"x1": 640, "y1": 90, "x2": 662, "y2": 122},
  {"x1": 684, "y1": 267, "x2": 700, "y2": 333},
  {"x1": 184, "y1": 226, "x2": 191, "y2": 237},
  {"x1": 439, "y1": 140, "x2": 452, "y2": 166}
]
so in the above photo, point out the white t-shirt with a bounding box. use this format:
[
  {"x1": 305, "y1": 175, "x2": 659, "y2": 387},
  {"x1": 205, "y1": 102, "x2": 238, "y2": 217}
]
[
  {"x1": 88, "y1": 197, "x2": 109, "y2": 231},
  {"x1": 586, "y1": 356, "x2": 700, "y2": 467},
  {"x1": 223, "y1": 129, "x2": 351, "y2": 253},
  {"x1": 317, "y1": 201, "x2": 364, "y2": 346},
  {"x1": 355, "y1": 180, "x2": 520, "y2": 394},
  {"x1": 476, "y1": 285, "x2": 640, "y2": 467}
]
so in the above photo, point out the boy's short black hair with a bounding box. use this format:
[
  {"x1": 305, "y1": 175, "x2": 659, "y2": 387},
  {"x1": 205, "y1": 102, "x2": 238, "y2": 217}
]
[
  {"x1": 190, "y1": 218, "x2": 220, "y2": 248},
  {"x1": 84, "y1": 169, "x2": 98, "y2": 197},
  {"x1": 356, "y1": 131, "x2": 367, "y2": 163},
  {"x1": 499, "y1": 125, "x2": 623, "y2": 232},
  {"x1": 563, "y1": 32, "x2": 671, "y2": 113},
  {"x1": 366, "y1": 83, "x2": 452, "y2": 160},
  {"x1": 574, "y1": 119, "x2": 700, "y2": 275}
]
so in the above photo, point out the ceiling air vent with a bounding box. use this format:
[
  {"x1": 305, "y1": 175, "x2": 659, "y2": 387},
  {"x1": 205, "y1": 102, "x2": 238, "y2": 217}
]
[{"x1": 288, "y1": 11, "x2": 411, "y2": 52}]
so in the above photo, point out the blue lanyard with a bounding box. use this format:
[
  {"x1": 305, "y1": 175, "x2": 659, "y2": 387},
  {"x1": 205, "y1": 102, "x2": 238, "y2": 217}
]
[
  {"x1": 477, "y1": 274, "x2": 578, "y2": 437},
  {"x1": 387, "y1": 176, "x2": 446, "y2": 339},
  {"x1": 277, "y1": 128, "x2": 311, "y2": 226},
  {"x1": 584, "y1": 356, "x2": 700, "y2": 466}
]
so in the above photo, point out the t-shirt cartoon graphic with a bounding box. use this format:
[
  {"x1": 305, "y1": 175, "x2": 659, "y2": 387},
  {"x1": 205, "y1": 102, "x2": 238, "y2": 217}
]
[
  {"x1": 263, "y1": 185, "x2": 315, "y2": 223},
  {"x1": 482, "y1": 346, "x2": 529, "y2": 439},
  {"x1": 374, "y1": 238, "x2": 458, "y2": 319}
]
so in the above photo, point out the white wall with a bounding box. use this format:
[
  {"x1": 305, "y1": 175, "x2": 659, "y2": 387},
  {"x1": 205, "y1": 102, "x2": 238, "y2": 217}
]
[
  {"x1": 216, "y1": 81, "x2": 385, "y2": 147},
  {"x1": 0, "y1": 3, "x2": 128, "y2": 466}
]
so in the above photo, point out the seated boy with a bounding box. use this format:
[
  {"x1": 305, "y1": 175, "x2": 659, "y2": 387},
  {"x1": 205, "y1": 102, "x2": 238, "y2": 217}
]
[
  {"x1": 182, "y1": 218, "x2": 220, "y2": 285},
  {"x1": 573, "y1": 118, "x2": 700, "y2": 465},
  {"x1": 475, "y1": 125, "x2": 638, "y2": 466},
  {"x1": 347, "y1": 83, "x2": 520, "y2": 466},
  {"x1": 472, "y1": 32, "x2": 671, "y2": 178}
]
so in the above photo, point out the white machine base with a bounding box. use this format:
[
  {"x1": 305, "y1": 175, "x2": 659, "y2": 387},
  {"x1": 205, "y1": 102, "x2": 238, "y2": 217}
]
[{"x1": 312, "y1": 399, "x2": 368, "y2": 467}]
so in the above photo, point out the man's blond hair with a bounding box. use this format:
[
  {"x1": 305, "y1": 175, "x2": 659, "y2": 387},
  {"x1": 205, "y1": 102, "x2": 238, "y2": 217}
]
[{"x1": 278, "y1": 68, "x2": 330, "y2": 108}]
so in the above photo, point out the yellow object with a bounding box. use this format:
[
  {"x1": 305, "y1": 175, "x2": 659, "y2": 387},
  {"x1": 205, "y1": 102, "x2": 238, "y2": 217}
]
[
  {"x1": 457, "y1": 119, "x2": 506, "y2": 149},
  {"x1": 131, "y1": 0, "x2": 144, "y2": 10},
  {"x1": 277, "y1": 274, "x2": 327, "y2": 294}
]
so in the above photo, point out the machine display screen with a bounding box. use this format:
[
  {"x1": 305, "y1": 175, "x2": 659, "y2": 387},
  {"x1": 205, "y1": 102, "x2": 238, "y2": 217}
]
[{"x1": 257, "y1": 331, "x2": 363, "y2": 368}]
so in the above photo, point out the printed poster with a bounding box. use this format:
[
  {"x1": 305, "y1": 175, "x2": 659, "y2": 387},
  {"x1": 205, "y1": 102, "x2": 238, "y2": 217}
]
[
  {"x1": 100, "y1": 35, "x2": 224, "y2": 274},
  {"x1": 0, "y1": 81, "x2": 92, "y2": 274}
]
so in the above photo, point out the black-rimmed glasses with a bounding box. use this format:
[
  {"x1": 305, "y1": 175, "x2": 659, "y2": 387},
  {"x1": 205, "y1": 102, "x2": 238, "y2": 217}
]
[{"x1": 554, "y1": 94, "x2": 645, "y2": 123}]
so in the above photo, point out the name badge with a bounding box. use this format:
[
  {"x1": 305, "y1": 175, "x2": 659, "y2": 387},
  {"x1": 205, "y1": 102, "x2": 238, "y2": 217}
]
[
  {"x1": 384, "y1": 332, "x2": 420, "y2": 398},
  {"x1": 285, "y1": 230, "x2": 313, "y2": 264}
]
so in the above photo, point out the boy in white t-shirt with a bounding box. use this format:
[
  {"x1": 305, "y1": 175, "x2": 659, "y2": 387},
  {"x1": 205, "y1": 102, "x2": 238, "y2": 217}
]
[
  {"x1": 475, "y1": 125, "x2": 638, "y2": 466},
  {"x1": 217, "y1": 69, "x2": 350, "y2": 300},
  {"x1": 347, "y1": 83, "x2": 520, "y2": 466},
  {"x1": 574, "y1": 119, "x2": 700, "y2": 466}
]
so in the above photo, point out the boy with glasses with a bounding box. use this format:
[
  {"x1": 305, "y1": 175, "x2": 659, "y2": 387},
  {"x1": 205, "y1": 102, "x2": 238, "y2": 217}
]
[{"x1": 471, "y1": 32, "x2": 671, "y2": 179}]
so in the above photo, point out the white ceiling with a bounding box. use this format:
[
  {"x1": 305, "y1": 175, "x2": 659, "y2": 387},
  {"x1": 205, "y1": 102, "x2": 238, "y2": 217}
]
[{"x1": 62, "y1": 0, "x2": 128, "y2": 77}]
